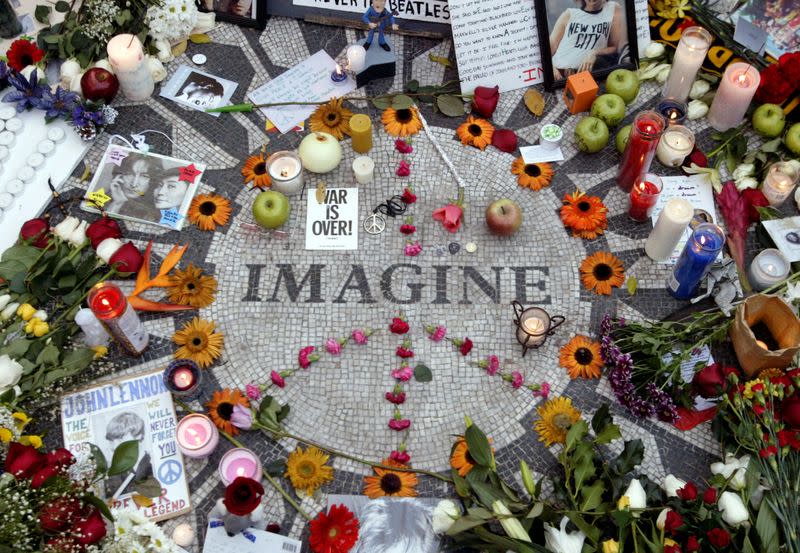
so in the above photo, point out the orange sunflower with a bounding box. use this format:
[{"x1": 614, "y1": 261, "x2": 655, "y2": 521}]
[
  {"x1": 363, "y1": 458, "x2": 418, "y2": 499},
  {"x1": 579, "y1": 252, "x2": 625, "y2": 295},
  {"x1": 172, "y1": 317, "x2": 224, "y2": 368},
  {"x1": 560, "y1": 335, "x2": 603, "y2": 379},
  {"x1": 560, "y1": 190, "x2": 608, "y2": 239},
  {"x1": 449, "y1": 437, "x2": 475, "y2": 477},
  {"x1": 309, "y1": 97, "x2": 352, "y2": 140},
  {"x1": 206, "y1": 388, "x2": 250, "y2": 435},
  {"x1": 511, "y1": 157, "x2": 554, "y2": 191},
  {"x1": 188, "y1": 194, "x2": 231, "y2": 231},
  {"x1": 167, "y1": 264, "x2": 217, "y2": 308},
  {"x1": 456, "y1": 116, "x2": 494, "y2": 150},
  {"x1": 381, "y1": 107, "x2": 423, "y2": 137},
  {"x1": 242, "y1": 154, "x2": 272, "y2": 189}
]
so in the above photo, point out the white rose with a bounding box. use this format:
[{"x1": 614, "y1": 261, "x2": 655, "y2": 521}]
[
  {"x1": 662, "y1": 474, "x2": 686, "y2": 497},
  {"x1": 432, "y1": 499, "x2": 460, "y2": 534},
  {"x1": 644, "y1": 42, "x2": 665, "y2": 58},
  {"x1": 719, "y1": 491, "x2": 749, "y2": 526},
  {"x1": 687, "y1": 100, "x2": 709, "y2": 120},
  {"x1": 154, "y1": 38, "x2": 174, "y2": 63},
  {"x1": 68, "y1": 220, "x2": 88, "y2": 248},
  {"x1": 0, "y1": 295, "x2": 11, "y2": 311},
  {"x1": 689, "y1": 80, "x2": 711, "y2": 100},
  {"x1": 622, "y1": 478, "x2": 647, "y2": 510},
  {"x1": 70, "y1": 73, "x2": 84, "y2": 96},
  {"x1": 146, "y1": 56, "x2": 167, "y2": 83},
  {"x1": 21, "y1": 65, "x2": 46, "y2": 83},
  {"x1": 60, "y1": 58, "x2": 82, "y2": 88},
  {"x1": 735, "y1": 177, "x2": 759, "y2": 191},
  {"x1": 732, "y1": 163, "x2": 755, "y2": 180},
  {"x1": 96, "y1": 238, "x2": 123, "y2": 263},
  {"x1": 92, "y1": 59, "x2": 114, "y2": 74},
  {"x1": 787, "y1": 159, "x2": 800, "y2": 175},
  {"x1": 0, "y1": 302, "x2": 19, "y2": 320},
  {"x1": 656, "y1": 65, "x2": 672, "y2": 84},
  {"x1": 0, "y1": 354, "x2": 23, "y2": 394},
  {"x1": 710, "y1": 453, "x2": 749, "y2": 490},
  {"x1": 53, "y1": 216, "x2": 80, "y2": 241},
  {"x1": 192, "y1": 11, "x2": 216, "y2": 34}
]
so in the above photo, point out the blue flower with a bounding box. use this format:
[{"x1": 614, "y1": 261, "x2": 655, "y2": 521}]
[
  {"x1": 3, "y1": 70, "x2": 44, "y2": 112},
  {"x1": 35, "y1": 86, "x2": 79, "y2": 119}
]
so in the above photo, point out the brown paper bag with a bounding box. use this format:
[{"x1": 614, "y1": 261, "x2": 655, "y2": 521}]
[{"x1": 730, "y1": 295, "x2": 800, "y2": 378}]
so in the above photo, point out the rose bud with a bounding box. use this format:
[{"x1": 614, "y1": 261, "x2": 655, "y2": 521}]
[
  {"x1": 52, "y1": 216, "x2": 80, "y2": 242},
  {"x1": 472, "y1": 85, "x2": 500, "y2": 118},
  {"x1": 86, "y1": 217, "x2": 122, "y2": 250},
  {"x1": 19, "y1": 218, "x2": 51, "y2": 248},
  {"x1": 5, "y1": 441, "x2": 46, "y2": 479},
  {"x1": 39, "y1": 497, "x2": 83, "y2": 533},
  {"x1": 108, "y1": 242, "x2": 143, "y2": 274},
  {"x1": 692, "y1": 363, "x2": 727, "y2": 398},
  {"x1": 783, "y1": 394, "x2": 800, "y2": 428},
  {"x1": 491, "y1": 129, "x2": 518, "y2": 153},
  {"x1": 74, "y1": 508, "x2": 107, "y2": 545}
]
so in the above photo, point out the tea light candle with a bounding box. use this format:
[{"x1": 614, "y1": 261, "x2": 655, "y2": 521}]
[
  {"x1": 663, "y1": 27, "x2": 713, "y2": 102},
  {"x1": 176, "y1": 414, "x2": 219, "y2": 459},
  {"x1": 707, "y1": 62, "x2": 761, "y2": 131},
  {"x1": 540, "y1": 124, "x2": 563, "y2": 150},
  {"x1": 656, "y1": 98, "x2": 687, "y2": 126},
  {"x1": 163, "y1": 359, "x2": 203, "y2": 399},
  {"x1": 748, "y1": 248, "x2": 790, "y2": 291},
  {"x1": 352, "y1": 156, "x2": 375, "y2": 184},
  {"x1": 347, "y1": 44, "x2": 367, "y2": 73},
  {"x1": 668, "y1": 223, "x2": 725, "y2": 300},
  {"x1": 762, "y1": 162, "x2": 799, "y2": 206},
  {"x1": 349, "y1": 114, "x2": 372, "y2": 154},
  {"x1": 520, "y1": 314, "x2": 548, "y2": 346},
  {"x1": 330, "y1": 64, "x2": 348, "y2": 84},
  {"x1": 267, "y1": 151, "x2": 304, "y2": 195},
  {"x1": 645, "y1": 198, "x2": 694, "y2": 261},
  {"x1": 628, "y1": 173, "x2": 663, "y2": 222},
  {"x1": 219, "y1": 448, "x2": 261, "y2": 486},
  {"x1": 106, "y1": 34, "x2": 154, "y2": 101},
  {"x1": 656, "y1": 125, "x2": 695, "y2": 167}
]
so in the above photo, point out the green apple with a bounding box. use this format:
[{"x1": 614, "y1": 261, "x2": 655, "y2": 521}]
[
  {"x1": 574, "y1": 116, "x2": 610, "y2": 153},
  {"x1": 590, "y1": 93, "x2": 626, "y2": 127},
  {"x1": 605, "y1": 69, "x2": 640, "y2": 104},
  {"x1": 752, "y1": 103, "x2": 785, "y2": 138},
  {"x1": 785, "y1": 122, "x2": 800, "y2": 155},
  {"x1": 615, "y1": 124, "x2": 632, "y2": 154},
  {"x1": 253, "y1": 190, "x2": 290, "y2": 228}
]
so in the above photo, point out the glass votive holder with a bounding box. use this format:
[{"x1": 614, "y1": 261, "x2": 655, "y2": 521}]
[
  {"x1": 656, "y1": 125, "x2": 695, "y2": 167},
  {"x1": 762, "y1": 161, "x2": 799, "y2": 207},
  {"x1": 628, "y1": 173, "x2": 663, "y2": 222},
  {"x1": 163, "y1": 359, "x2": 204, "y2": 400},
  {"x1": 656, "y1": 97, "x2": 687, "y2": 126}
]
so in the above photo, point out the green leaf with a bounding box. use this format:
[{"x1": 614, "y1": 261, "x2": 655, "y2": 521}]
[
  {"x1": 34, "y1": 4, "x2": 51, "y2": 23},
  {"x1": 594, "y1": 424, "x2": 622, "y2": 445},
  {"x1": 189, "y1": 33, "x2": 212, "y2": 44},
  {"x1": 565, "y1": 419, "x2": 588, "y2": 451},
  {"x1": 257, "y1": 395, "x2": 285, "y2": 431},
  {"x1": 465, "y1": 423, "x2": 493, "y2": 467},
  {"x1": 133, "y1": 476, "x2": 162, "y2": 498},
  {"x1": 2, "y1": 339, "x2": 31, "y2": 358},
  {"x1": 107, "y1": 440, "x2": 139, "y2": 476},
  {"x1": 264, "y1": 460, "x2": 285, "y2": 476},
  {"x1": 626, "y1": 276, "x2": 637, "y2": 295},
  {"x1": 590, "y1": 404, "x2": 612, "y2": 434},
  {"x1": 54, "y1": 0, "x2": 70, "y2": 12},
  {"x1": 573, "y1": 455, "x2": 596, "y2": 491},
  {"x1": 609, "y1": 439, "x2": 644, "y2": 475},
  {"x1": 760, "y1": 137, "x2": 782, "y2": 153},
  {"x1": 756, "y1": 499, "x2": 779, "y2": 553},
  {"x1": 391, "y1": 94, "x2": 415, "y2": 109},
  {"x1": 371, "y1": 96, "x2": 391, "y2": 110},
  {"x1": 89, "y1": 444, "x2": 107, "y2": 474},
  {"x1": 58, "y1": 347, "x2": 95, "y2": 373},
  {"x1": 35, "y1": 345, "x2": 59, "y2": 366},
  {"x1": 580, "y1": 480, "x2": 604, "y2": 511},
  {"x1": 446, "y1": 514, "x2": 489, "y2": 535},
  {"x1": 742, "y1": 535, "x2": 757, "y2": 553},
  {"x1": 452, "y1": 471, "x2": 471, "y2": 498},
  {"x1": 43, "y1": 33, "x2": 62, "y2": 45},
  {"x1": 437, "y1": 94, "x2": 465, "y2": 117},
  {"x1": 414, "y1": 363, "x2": 432, "y2": 382},
  {"x1": 406, "y1": 79, "x2": 419, "y2": 93},
  {"x1": 566, "y1": 512, "x2": 600, "y2": 542},
  {"x1": 84, "y1": 493, "x2": 112, "y2": 521}
]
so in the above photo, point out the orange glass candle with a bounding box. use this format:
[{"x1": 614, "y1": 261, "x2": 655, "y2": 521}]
[{"x1": 349, "y1": 114, "x2": 372, "y2": 153}]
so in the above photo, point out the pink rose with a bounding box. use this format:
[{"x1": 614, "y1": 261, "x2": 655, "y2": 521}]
[
  {"x1": 389, "y1": 450, "x2": 411, "y2": 463},
  {"x1": 404, "y1": 241, "x2": 422, "y2": 256},
  {"x1": 351, "y1": 329, "x2": 368, "y2": 345},
  {"x1": 533, "y1": 381, "x2": 551, "y2": 398},
  {"x1": 433, "y1": 204, "x2": 463, "y2": 233},
  {"x1": 391, "y1": 366, "x2": 413, "y2": 381},
  {"x1": 325, "y1": 338, "x2": 342, "y2": 355},
  {"x1": 389, "y1": 419, "x2": 411, "y2": 431},
  {"x1": 429, "y1": 325, "x2": 446, "y2": 342},
  {"x1": 270, "y1": 371, "x2": 285, "y2": 388},
  {"x1": 459, "y1": 338, "x2": 473, "y2": 356},
  {"x1": 385, "y1": 391, "x2": 406, "y2": 404},
  {"x1": 245, "y1": 384, "x2": 261, "y2": 400}
]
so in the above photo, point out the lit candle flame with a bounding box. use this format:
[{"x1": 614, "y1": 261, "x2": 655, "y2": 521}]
[
  {"x1": 237, "y1": 467, "x2": 245, "y2": 476},
  {"x1": 335, "y1": 64, "x2": 342, "y2": 76},
  {"x1": 281, "y1": 168, "x2": 289, "y2": 177},
  {"x1": 188, "y1": 427, "x2": 200, "y2": 445}
]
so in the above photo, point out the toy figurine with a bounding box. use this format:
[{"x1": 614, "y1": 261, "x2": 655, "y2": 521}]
[{"x1": 362, "y1": 0, "x2": 398, "y2": 52}]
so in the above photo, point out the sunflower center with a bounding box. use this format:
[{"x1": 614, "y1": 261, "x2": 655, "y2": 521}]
[
  {"x1": 254, "y1": 162, "x2": 267, "y2": 176},
  {"x1": 380, "y1": 473, "x2": 402, "y2": 493},
  {"x1": 187, "y1": 282, "x2": 196, "y2": 291},
  {"x1": 325, "y1": 112, "x2": 340, "y2": 124},
  {"x1": 524, "y1": 164, "x2": 542, "y2": 177},
  {"x1": 395, "y1": 109, "x2": 412, "y2": 123},
  {"x1": 297, "y1": 460, "x2": 317, "y2": 478},
  {"x1": 188, "y1": 333, "x2": 207, "y2": 351},
  {"x1": 217, "y1": 402, "x2": 234, "y2": 420},
  {"x1": 327, "y1": 526, "x2": 339, "y2": 539},
  {"x1": 578, "y1": 200, "x2": 591, "y2": 212},
  {"x1": 199, "y1": 201, "x2": 217, "y2": 216},
  {"x1": 553, "y1": 413, "x2": 574, "y2": 430},
  {"x1": 574, "y1": 347, "x2": 594, "y2": 365},
  {"x1": 468, "y1": 124, "x2": 482, "y2": 136},
  {"x1": 592, "y1": 263, "x2": 613, "y2": 281}
]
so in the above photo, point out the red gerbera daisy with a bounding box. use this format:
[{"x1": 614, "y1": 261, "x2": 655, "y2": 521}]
[
  {"x1": 7, "y1": 39, "x2": 44, "y2": 72},
  {"x1": 309, "y1": 504, "x2": 359, "y2": 553}
]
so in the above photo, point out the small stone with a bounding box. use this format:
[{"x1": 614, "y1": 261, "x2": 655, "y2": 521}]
[
  {"x1": 465, "y1": 242, "x2": 477, "y2": 253},
  {"x1": 448, "y1": 242, "x2": 460, "y2": 254},
  {"x1": 192, "y1": 53, "x2": 207, "y2": 65}
]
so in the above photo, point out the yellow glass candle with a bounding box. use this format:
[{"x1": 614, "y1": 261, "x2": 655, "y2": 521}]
[{"x1": 349, "y1": 114, "x2": 372, "y2": 153}]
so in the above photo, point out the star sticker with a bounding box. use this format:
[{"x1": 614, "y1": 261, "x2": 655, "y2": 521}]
[
  {"x1": 86, "y1": 188, "x2": 111, "y2": 208},
  {"x1": 179, "y1": 164, "x2": 202, "y2": 184}
]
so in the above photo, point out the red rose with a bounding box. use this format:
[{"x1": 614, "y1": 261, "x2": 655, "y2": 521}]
[
  {"x1": 74, "y1": 508, "x2": 107, "y2": 545},
  {"x1": 755, "y1": 64, "x2": 795, "y2": 104},
  {"x1": 460, "y1": 338, "x2": 473, "y2": 356},
  {"x1": 5, "y1": 441, "x2": 46, "y2": 479},
  {"x1": 19, "y1": 218, "x2": 51, "y2": 249},
  {"x1": 432, "y1": 204, "x2": 463, "y2": 232},
  {"x1": 472, "y1": 85, "x2": 500, "y2": 118},
  {"x1": 39, "y1": 497, "x2": 83, "y2": 533},
  {"x1": 677, "y1": 481, "x2": 697, "y2": 501},
  {"x1": 665, "y1": 510, "x2": 684, "y2": 534},
  {"x1": 706, "y1": 527, "x2": 731, "y2": 548},
  {"x1": 741, "y1": 188, "x2": 770, "y2": 225},
  {"x1": 399, "y1": 224, "x2": 416, "y2": 235},
  {"x1": 782, "y1": 394, "x2": 800, "y2": 428},
  {"x1": 224, "y1": 476, "x2": 264, "y2": 516},
  {"x1": 401, "y1": 188, "x2": 416, "y2": 204},
  {"x1": 685, "y1": 535, "x2": 700, "y2": 552},
  {"x1": 692, "y1": 363, "x2": 727, "y2": 398},
  {"x1": 491, "y1": 129, "x2": 518, "y2": 153},
  {"x1": 681, "y1": 147, "x2": 707, "y2": 176},
  {"x1": 108, "y1": 241, "x2": 143, "y2": 274},
  {"x1": 31, "y1": 464, "x2": 60, "y2": 488},
  {"x1": 86, "y1": 218, "x2": 122, "y2": 250},
  {"x1": 389, "y1": 450, "x2": 411, "y2": 464},
  {"x1": 46, "y1": 448, "x2": 75, "y2": 469},
  {"x1": 779, "y1": 52, "x2": 800, "y2": 82},
  {"x1": 389, "y1": 317, "x2": 409, "y2": 334},
  {"x1": 703, "y1": 486, "x2": 717, "y2": 504}
]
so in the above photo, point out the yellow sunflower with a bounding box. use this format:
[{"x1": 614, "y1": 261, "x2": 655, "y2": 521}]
[
  {"x1": 206, "y1": 388, "x2": 249, "y2": 435},
  {"x1": 309, "y1": 97, "x2": 353, "y2": 140},
  {"x1": 242, "y1": 154, "x2": 272, "y2": 189},
  {"x1": 363, "y1": 458, "x2": 418, "y2": 499},
  {"x1": 285, "y1": 446, "x2": 334, "y2": 496},
  {"x1": 449, "y1": 437, "x2": 475, "y2": 477},
  {"x1": 560, "y1": 190, "x2": 608, "y2": 239},
  {"x1": 560, "y1": 335, "x2": 603, "y2": 379},
  {"x1": 534, "y1": 396, "x2": 582, "y2": 446},
  {"x1": 168, "y1": 264, "x2": 218, "y2": 308},
  {"x1": 188, "y1": 194, "x2": 231, "y2": 231},
  {"x1": 511, "y1": 157, "x2": 554, "y2": 191},
  {"x1": 579, "y1": 252, "x2": 625, "y2": 295},
  {"x1": 381, "y1": 107, "x2": 423, "y2": 137},
  {"x1": 172, "y1": 317, "x2": 224, "y2": 368},
  {"x1": 456, "y1": 116, "x2": 494, "y2": 150}
]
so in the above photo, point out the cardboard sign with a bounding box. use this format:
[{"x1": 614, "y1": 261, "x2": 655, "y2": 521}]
[{"x1": 305, "y1": 187, "x2": 359, "y2": 250}]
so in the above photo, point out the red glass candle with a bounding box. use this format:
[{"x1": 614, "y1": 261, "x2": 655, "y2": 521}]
[
  {"x1": 628, "y1": 173, "x2": 663, "y2": 222},
  {"x1": 617, "y1": 111, "x2": 665, "y2": 192},
  {"x1": 88, "y1": 282, "x2": 149, "y2": 356}
]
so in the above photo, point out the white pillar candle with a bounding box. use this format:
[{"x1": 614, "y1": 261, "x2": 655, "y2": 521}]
[
  {"x1": 347, "y1": 44, "x2": 367, "y2": 73},
  {"x1": 645, "y1": 198, "x2": 694, "y2": 261},
  {"x1": 267, "y1": 151, "x2": 304, "y2": 195},
  {"x1": 662, "y1": 27, "x2": 713, "y2": 103},
  {"x1": 656, "y1": 125, "x2": 695, "y2": 167},
  {"x1": 106, "y1": 34, "x2": 154, "y2": 101},
  {"x1": 352, "y1": 155, "x2": 375, "y2": 184},
  {"x1": 707, "y1": 62, "x2": 761, "y2": 131},
  {"x1": 762, "y1": 161, "x2": 798, "y2": 206},
  {"x1": 748, "y1": 248, "x2": 789, "y2": 291}
]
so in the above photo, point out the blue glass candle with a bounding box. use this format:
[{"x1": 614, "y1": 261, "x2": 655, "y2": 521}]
[
  {"x1": 163, "y1": 359, "x2": 204, "y2": 400},
  {"x1": 668, "y1": 223, "x2": 725, "y2": 300}
]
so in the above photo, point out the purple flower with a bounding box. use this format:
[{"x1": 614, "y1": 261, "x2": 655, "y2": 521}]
[
  {"x1": 486, "y1": 355, "x2": 499, "y2": 376},
  {"x1": 3, "y1": 70, "x2": 44, "y2": 112},
  {"x1": 325, "y1": 338, "x2": 342, "y2": 355},
  {"x1": 391, "y1": 366, "x2": 413, "y2": 381},
  {"x1": 511, "y1": 370, "x2": 523, "y2": 389},
  {"x1": 389, "y1": 418, "x2": 411, "y2": 431},
  {"x1": 245, "y1": 384, "x2": 261, "y2": 400},
  {"x1": 231, "y1": 404, "x2": 253, "y2": 430},
  {"x1": 35, "y1": 86, "x2": 78, "y2": 119},
  {"x1": 71, "y1": 104, "x2": 104, "y2": 127},
  {"x1": 352, "y1": 329, "x2": 368, "y2": 345}
]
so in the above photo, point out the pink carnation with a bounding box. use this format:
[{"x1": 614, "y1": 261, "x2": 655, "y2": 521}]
[
  {"x1": 396, "y1": 346, "x2": 414, "y2": 358},
  {"x1": 459, "y1": 338, "x2": 473, "y2": 356},
  {"x1": 533, "y1": 381, "x2": 551, "y2": 399},
  {"x1": 395, "y1": 139, "x2": 413, "y2": 154},
  {"x1": 270, "y1": 371, "x2": 285, "y2": 388},
  {"x1": 325, "y1": 338, "x2": 342, "y2": 355},
  {"x1": 400, "y1": 224, "x2": 417, "y2": 235},
  {"x1": 511, "y1": 370, "x2": 523, "y2": 389},
  {"x1": 391, "y1": 366, "x2": 414, "y2": 381},
  {"x1": 245, "y1": 383, "x2": 261, "y2": 400},
  {"x1": 396, "y1": 159, "x2": 411, "y2": 177},
  {"x1": 404, "y1": 241, "x2": 422, "y2": 257},
  {"x1": 389, "y1": 450, "x2": 411, "y2": 464},
  {"x1": 389, "y1": 419, "x2": 411, "y2": 431},
  {"x1": 401, "y1": 188, "x2": 416, "y2": 204},
  {"x1": 430, "y1": 326, "x2": 446, "y2": 342},
  {"x1": 385, "y1": 391, "x2": 406, "y2": 404},
  {"x1": 298, "y1": 346, "x2": 315, "y2": 369},
  {"x1": 352, "y1": 329, "x2": 368, "y2": 345},
  {"x1": 486, "y1": 355, "x2": 499, "y2": 376}
]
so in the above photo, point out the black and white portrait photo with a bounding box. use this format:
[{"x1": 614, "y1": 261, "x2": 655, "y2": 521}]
[
  {"x1": 160, "y1": 65, "x2": 238, "y2": 116},
  {"x1": 197, "y1": 0, "x2": 266, "y2": 28},
  {"x1": 92, "y1": 406, "x2": 153, "y2": 499},
  {"x1": 535, "y1": 0, "x2": 637, "y2": 88},
  {"x1": 83, "y1": 145, "x2": 204, "y2": 230}
]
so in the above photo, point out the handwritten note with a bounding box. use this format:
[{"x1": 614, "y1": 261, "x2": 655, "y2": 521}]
[
  {"x1": 249, "y1": 50, "x2": 356, "y2": 134},
  {"x1": 449, "y1": 0, "x2": 542, "y2": 94},
  {"x1": 634, "y1": 0, "x2": 651, "y2": 58}
]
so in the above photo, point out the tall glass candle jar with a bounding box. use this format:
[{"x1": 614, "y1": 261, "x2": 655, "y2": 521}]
[
  {"x1": 707, "y1": 63, "x2": 761, "y2": 131},
  {"x1": 107, "y1": 34, "x2": 154, "y2": 101},
  {"x1": 628, "y1": 173, "x2": 662, "y2": 222},
  {"x1": 662, "y1": 27, "x2": 713, "y2": 102},
  {"x1": 617, "y1": 111, "x2": 665, "y2": 192},
  {"x1": 88, "y1": 282, "x2": 149, "y2": 355},
  {"x1": 668, "y1": 223, "x2": 725, "y2": 300},
  {"x1": 762, "y1": 161, "x2": 799, "y2": 206}
]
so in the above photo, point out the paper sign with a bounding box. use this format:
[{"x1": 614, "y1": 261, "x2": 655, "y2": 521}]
[
  {"x1": 203, "y1": 522, "x2": 302, "y2": 553},
  {"x1": 159, "y1": 208, "x2": 182, "y2": 227},
  {"x1": 733, "y1": 17, "x2": 767, "y2": 55},
  {"x1": 305, "y1": 187, "x2": 359, "y2": 250},
  {"x1": 520, "y1": 145, "x2": 565, "y2": 164},
  {"x1": 634, "y1": 0, "x2": 651, "y2": 57},
  {"x1": 449, "y1": 0, "x2": 543, "y2": 93},
  {"x1": 291, "y1": 0, "x2": 450, "y2": 24},
  {"x1": 249, "y1": 50, "x2": 356, "y2": 134},
  {"x1": 762, "y1": 216, "x2": 800, "y2": 263},
  {"x1": 650, "y1": 174, "x2": 717, "y2": 265}
]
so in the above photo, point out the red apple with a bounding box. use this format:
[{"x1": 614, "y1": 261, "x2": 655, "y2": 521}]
[
  {"x1": 80, "y1": 68, "x2": 119, "y2": 103},
  {"x1": 485, "y1": 199, "x2": 522, "y2": 236}
]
